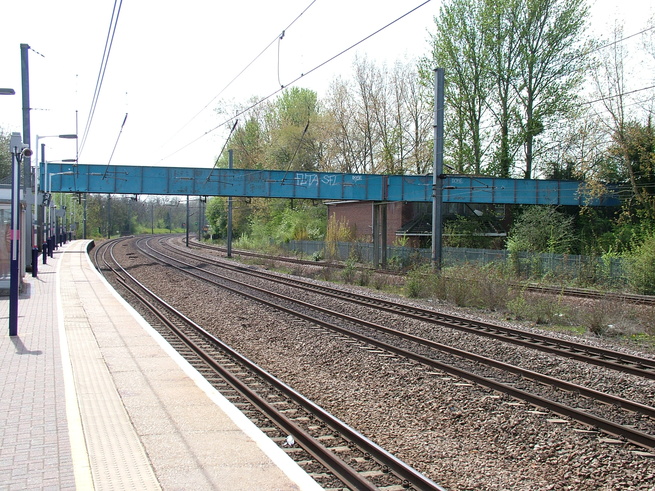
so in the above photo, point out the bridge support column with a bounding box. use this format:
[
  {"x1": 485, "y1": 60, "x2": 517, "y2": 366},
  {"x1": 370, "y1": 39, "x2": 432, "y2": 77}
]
[{"x1": 372, "y1": 203, "x2": 388, "y2": 269}]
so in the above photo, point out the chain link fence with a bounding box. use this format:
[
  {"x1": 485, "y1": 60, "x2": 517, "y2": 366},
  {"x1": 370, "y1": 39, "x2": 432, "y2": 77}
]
[{"x1": 280, "y1": 240, "x2": 629, "y2": 288}]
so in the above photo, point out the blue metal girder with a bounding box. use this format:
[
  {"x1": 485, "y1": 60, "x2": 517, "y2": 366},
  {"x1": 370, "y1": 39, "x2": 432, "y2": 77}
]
[{"x1": 42, "y1": 163, "x2": 618, "y2": 206}]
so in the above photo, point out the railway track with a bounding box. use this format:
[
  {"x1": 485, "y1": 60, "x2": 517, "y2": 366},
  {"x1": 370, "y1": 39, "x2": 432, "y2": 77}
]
[
  {"x1": 189, "y1": 238, "x2": 655, "y2": 306},
  {"x1": 187, "y1": 238, "x2": 655, "y2": 381},
  {"x1": 137, "y1": 236, "x2": 655, "y2": 452},
  {"x1": 93, "y1": 238, "x2": 443, "y2": 491}
]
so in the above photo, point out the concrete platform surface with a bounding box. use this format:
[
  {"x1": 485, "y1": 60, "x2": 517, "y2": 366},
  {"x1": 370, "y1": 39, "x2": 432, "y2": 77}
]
[{"x1": 1, "y1": 239, "x2": 321, "y2": 490}]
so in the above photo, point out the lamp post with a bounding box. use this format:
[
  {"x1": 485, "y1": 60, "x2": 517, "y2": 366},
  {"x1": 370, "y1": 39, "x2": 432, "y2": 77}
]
[
  {"x1": 36, "y1": 134, "x2": 77, "y2": 249},
  {"x1": 48, "y1": 171, "x2": 73, "y2": 249},
  {"x1": 8, "y1": 133, "x2": 32, "y2": 336},
  {"x1": 2, "y1": 89, "x2": 18, "y2": 336}
]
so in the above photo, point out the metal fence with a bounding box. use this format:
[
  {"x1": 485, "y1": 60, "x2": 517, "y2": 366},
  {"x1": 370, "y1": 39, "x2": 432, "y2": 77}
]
[{"x1": 280, "y1": 240, "x2": 629, "y2": 287}]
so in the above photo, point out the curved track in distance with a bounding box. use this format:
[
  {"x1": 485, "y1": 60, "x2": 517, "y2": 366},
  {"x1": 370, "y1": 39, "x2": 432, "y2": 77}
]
[
  {"x1": 93, "y1": 237, "x2": 444, "y2": 491},
  {"x1": 188, "y1": 238, "x2": 655, "y2": 380},
  {"x1": 140, "y1": 236, "x2": 655, "y2": 452}
]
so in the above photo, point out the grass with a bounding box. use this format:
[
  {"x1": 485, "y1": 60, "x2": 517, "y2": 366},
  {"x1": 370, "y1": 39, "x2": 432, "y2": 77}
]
[
  {"x1": 209, "y1": 240, "x2": 655, "y2": 352},
  {"x1": 399, "y1": 263, "x2": 655, "y2": 351}
]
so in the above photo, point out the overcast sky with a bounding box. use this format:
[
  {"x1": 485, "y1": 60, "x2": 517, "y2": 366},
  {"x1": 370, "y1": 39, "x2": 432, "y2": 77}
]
[{"x1": 1, "y1": 0, "x2": 652, "y2": 169}]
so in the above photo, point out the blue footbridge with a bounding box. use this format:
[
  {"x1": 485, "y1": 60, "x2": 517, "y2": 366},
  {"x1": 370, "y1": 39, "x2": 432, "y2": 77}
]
[{"x1": 43, "y1": 163, "x2": 617, "y2": 206}]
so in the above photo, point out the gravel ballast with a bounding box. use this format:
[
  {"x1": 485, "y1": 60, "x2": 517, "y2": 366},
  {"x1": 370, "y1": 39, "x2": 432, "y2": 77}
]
[{"x1": 101, "y1": 238, "x2": 655, "y2": 490}]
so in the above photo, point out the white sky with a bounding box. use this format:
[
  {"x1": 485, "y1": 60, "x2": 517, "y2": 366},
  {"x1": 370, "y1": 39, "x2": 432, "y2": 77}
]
[{"x1": 0, "y1": 0, "x2": 653, "y2": 169}]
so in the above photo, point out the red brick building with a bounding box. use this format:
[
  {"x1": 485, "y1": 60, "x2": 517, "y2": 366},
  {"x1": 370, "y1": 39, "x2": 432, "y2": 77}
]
[
  {"x1": 326, "y1": 201, "x2": 506, "y2": 249},
  {"x1": 327, "y1": 201, "x2": 432, "y2": 248}
]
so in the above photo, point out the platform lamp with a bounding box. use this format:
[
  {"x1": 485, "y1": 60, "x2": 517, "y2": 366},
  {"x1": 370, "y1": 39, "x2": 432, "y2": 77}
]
[
  {"x1": 8, "y1": 133, "x2": 32, "y2": 336},
  {"x1": 2, "y1": 88, "x2": 18, "y2": 335},
  {"x1": 36, "y1": 134, "x2": 77, "y2": 249},
  {"x1": 43, "y1": 159, "x2": 77, "y2": 247},
  {"x1": 47, "y1": 171, "x2": 74, "y2": 248}
]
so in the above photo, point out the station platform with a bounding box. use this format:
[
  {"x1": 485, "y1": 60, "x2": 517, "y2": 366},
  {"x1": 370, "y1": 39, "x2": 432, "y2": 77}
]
[{"x1": 0, "y1": 239, "x2": 322, "y2": 490}]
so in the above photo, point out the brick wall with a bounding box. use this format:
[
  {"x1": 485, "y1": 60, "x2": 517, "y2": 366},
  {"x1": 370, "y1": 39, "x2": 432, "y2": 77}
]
[{"x1": 328, "y1": 202, "x2": 415, "y2": 245}]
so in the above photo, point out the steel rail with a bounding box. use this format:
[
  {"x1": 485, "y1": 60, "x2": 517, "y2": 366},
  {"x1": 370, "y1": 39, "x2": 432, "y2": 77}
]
[
  {"x1": 141, "y1": 237, "x2": 655, "y2": 451},
  {"x1": 190, "y1": 238, "x2": 655, "y2": 305},
  {"x1": 98, "y1": 238, "x2": 444, "y2": 491},
  {"x1": 522, "y1": 283, "x2": 655, "y2": 306},
  {"x1": 179, "y1": 238, "x2": 655, "y2": 380},
  {"x1": 153, "y1": 238, "x2": 655, "y2": 419}
]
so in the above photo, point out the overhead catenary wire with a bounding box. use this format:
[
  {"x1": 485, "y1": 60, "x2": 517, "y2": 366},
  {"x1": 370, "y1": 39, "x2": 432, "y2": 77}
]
[
  {"x1": 204, "y1": 119, "x2": 239, "y2": 184},
  {"x1": 583, "y1": 84, "x2": 655, "y2": 106},
  {"x1": 159, "y1": 0, "x2": 432, "y2": 164},
  {"x1": 162, "y1": 0, "x2": 318, "y2": 146},
  {"x1": 79, "y1": 0, "x2": 124, "y2": 157},
  {"x1": 280, "y1": 120, "x2": 311, "y2": 183},
  {"x1": 587, "y1": 25, "x2": 655, "y2": 56},
  {"x1": 102, "y1": 112, "x2": 128, "y2": 179}
]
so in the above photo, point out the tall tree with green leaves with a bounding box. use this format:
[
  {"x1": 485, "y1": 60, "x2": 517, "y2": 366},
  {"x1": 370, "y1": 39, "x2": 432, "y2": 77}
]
[
  {"x1": 482, "y1": 0, "x2": 522, "y2": 177},
  {"x1": 423, "y1": 0, "x2": 589, "y2": 178},
  {"x1": 267, "y1": 87, "x2": 322, "y2": 172},
  {"x1": 216, "y1": 97, "x2": 272, "y2": 170},
  {"x1": 515, "y1": 0, "x2": 589, "y2": 179},
  {"x1": 425, "y1": 0, "x2": 492, "y2": 174}
]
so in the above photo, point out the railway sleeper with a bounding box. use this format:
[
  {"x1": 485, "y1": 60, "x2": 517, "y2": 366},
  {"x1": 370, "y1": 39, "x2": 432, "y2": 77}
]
[
  {"x1": 328, "y1": 445, "x2": 351, "y2": 453},
  {"x1": 316, "y1": 434, "x2": 339, "y2": 442}
]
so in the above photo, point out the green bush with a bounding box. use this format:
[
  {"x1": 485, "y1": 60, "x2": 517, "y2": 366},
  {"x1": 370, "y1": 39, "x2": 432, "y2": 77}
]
[
  {"x1": 506, "y1": 206, "x2": 575, "y2": 255},
  {"x1": 404, "y1": 273, "x2": 423, "y2": 298},
  {"x1": 357, "y1": 268, "x2": 371, "y2": 287},
  {"x1": 403, "y1": 266, "x2": 442, "y2": 299},
  {"x1": 627, "y1": 233, "x2": 655, "y2": 294},
  {"x1": 341, "y1": 259, "x2": 357, "y2": 284}
]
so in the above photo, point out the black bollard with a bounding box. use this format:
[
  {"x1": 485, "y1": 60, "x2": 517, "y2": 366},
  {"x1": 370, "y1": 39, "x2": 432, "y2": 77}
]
[
  {"x1": 31, "y1": 247, "x2": 38, "y2": 277},
  {"x1": 42, "y1": 242, "x2": 48, "y2": 264}
]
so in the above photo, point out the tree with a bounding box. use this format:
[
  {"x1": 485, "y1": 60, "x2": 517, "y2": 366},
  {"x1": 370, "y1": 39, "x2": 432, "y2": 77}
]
[
  {"x1": 608, "y1": 120, "x2": 655, "y2": 222},
  {"x1": 422, "y1": 0, "x2": 589, "y2": 178},
  {"x1": 352, "y1": 57, "x2": 379, "y2": 173},
  {"x1": 590, "y1": 22, "x2": 655, "y2": 227},
  {"x1": 506, "y1": 205, "x2": 576, "y2": 253},
  {"x1": 217, "y1": 97, "x2": 271, "y2": 170},
  {"x1": 325, "y1": 57, "x2": 431, "y2": 174},
  {"x1": 424, "y1": 0, "x2": 492, "y2": 174},
  {"x1": 267, "y1": 87, "x2": 323, "y2": 172},
  {"x1": 540, "y1": 116, "x2": 606, "y2": 181},
  {"x1": 232, "y1": 116, "x2": 268, "y2": 170},
  {"x1": 206, "y1": 196, "x2": 227, "y2": 238},
  {"x1": 0, "y1": 130, "x2": 11, "y2": 180},
  {"x1": 323, "y1": 76, "x2": 363, "y2": 173},
  {"x1": 482, "y1": 0, "x2": 522, "y2": 177},
  {"x1": 515, "y1": 0, "x2": 589, "y2": 179},
  {"x1": 393, "y1": 61, "x2": 433, "y2": 174},
  {"x1": 627, "y1": 232, "x2": 655, "y2": 294}
]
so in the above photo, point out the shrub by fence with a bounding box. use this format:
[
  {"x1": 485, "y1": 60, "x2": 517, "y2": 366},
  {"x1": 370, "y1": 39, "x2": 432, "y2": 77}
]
[{"x1": 281, "y1": 240, "x2": 628, "y2": 288}]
